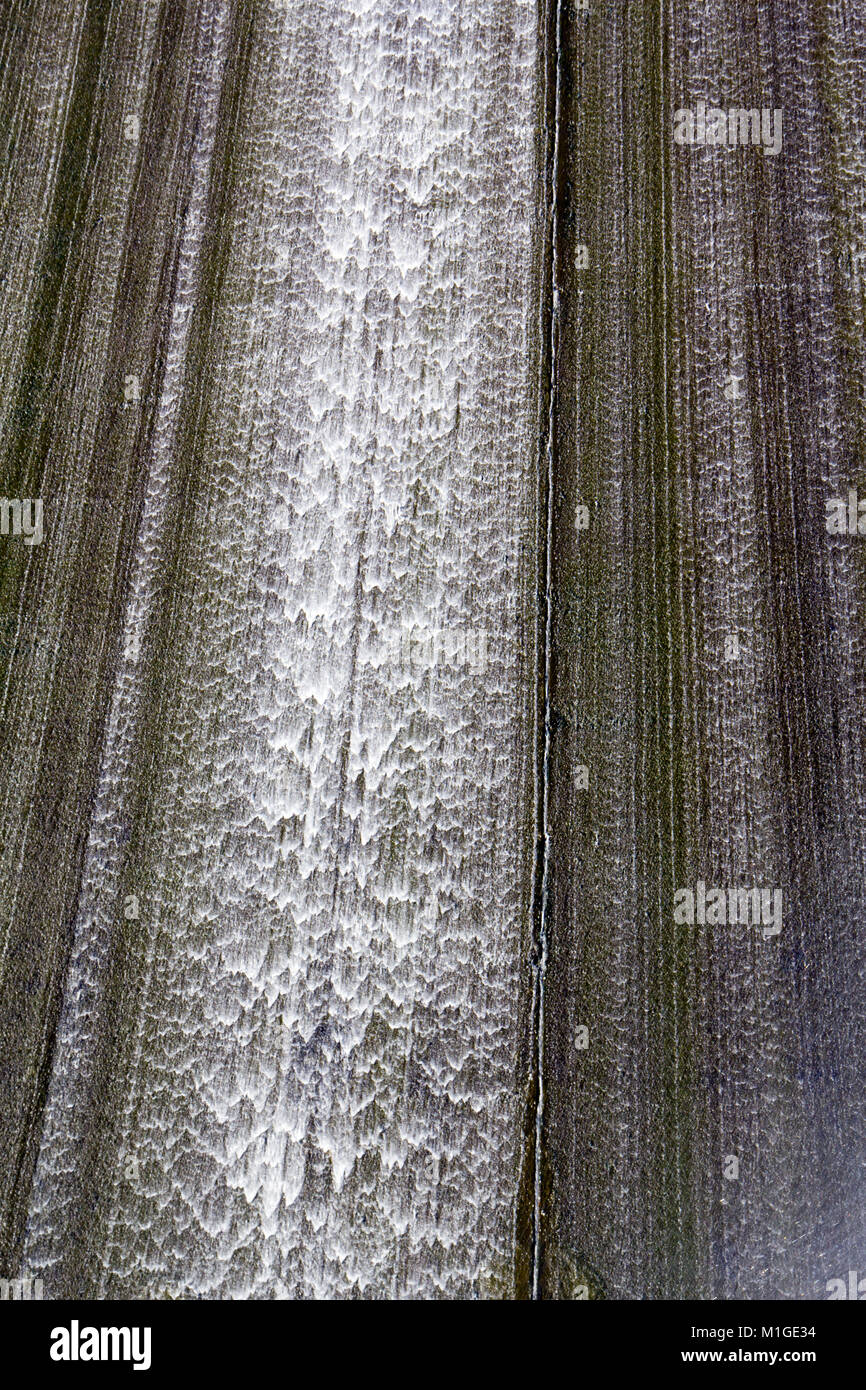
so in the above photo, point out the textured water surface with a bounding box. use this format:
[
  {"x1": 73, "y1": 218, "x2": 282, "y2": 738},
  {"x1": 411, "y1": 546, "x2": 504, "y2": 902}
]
[
  {"x1": 543, "y1": 0, "x2": 866, "y2": 1299},
  {"x1": 1, "y1": 0, "x2": 541, "y2": 1299}
]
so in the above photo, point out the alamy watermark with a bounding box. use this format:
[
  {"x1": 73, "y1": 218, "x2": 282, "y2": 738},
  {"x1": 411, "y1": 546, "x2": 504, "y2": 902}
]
[
  {"x1": 826, "y1": 488, "x2": 866, "y2": 534},
  {"x1": 674, "y1": 102, "x2": 783, "y2": 156},
  {"x1": 371, "y1": 622, "x2": 489, "y2": 675},
  {"x1": 50, "y1": 1322, "x2": 151, "y2": 1370},
  {"x1": 674, "y1": 881, "x2": 782, "y2": 938},
  {"x1": 826, "y1": 1270, "x2": 866, "y2": 1299},
  {"x1": 0, "y1": 1275, "x2": 43, "y2": 1299},
  {"x1": 0, "y1": 497, "x2": 42, "y2": 545}
]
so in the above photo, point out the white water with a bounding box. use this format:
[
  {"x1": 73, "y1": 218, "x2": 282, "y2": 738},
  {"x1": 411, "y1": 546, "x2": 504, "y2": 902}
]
[{"x1": 24, "y1": 0, "x2": 541, "y2": 1299}]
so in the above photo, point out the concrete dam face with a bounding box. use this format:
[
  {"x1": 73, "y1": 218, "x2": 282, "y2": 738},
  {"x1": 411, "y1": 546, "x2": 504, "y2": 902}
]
[{"x1": 0, "y1": 0, "x2": 864, "y2": 1304}]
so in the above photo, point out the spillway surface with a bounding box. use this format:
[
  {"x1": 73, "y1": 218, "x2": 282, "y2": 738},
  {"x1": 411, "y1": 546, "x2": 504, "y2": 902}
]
[
  {"x1": 543, "y1": 0, "x2": 866, "y2": 1299},
  {"x1": 0, "y1": 0, "x2": 541, "y2": 1299}
]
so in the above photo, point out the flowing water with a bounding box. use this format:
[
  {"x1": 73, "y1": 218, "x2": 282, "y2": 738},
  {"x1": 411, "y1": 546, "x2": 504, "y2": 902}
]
[{"x1": 2, "y1": 0, "x2": 541, "y2": 1299}]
